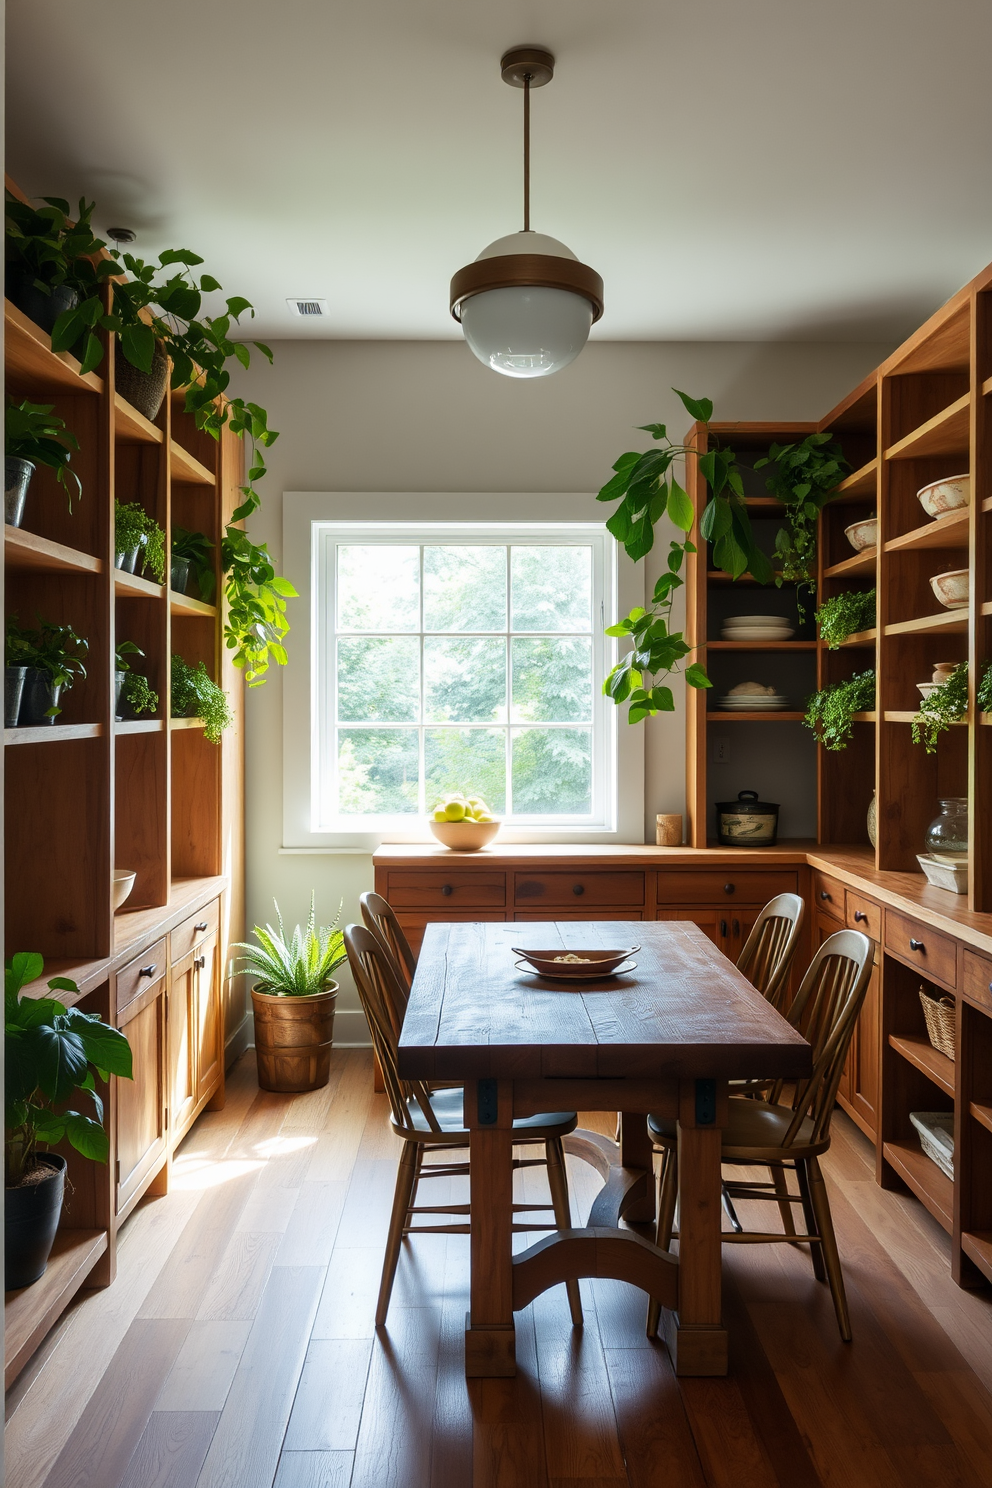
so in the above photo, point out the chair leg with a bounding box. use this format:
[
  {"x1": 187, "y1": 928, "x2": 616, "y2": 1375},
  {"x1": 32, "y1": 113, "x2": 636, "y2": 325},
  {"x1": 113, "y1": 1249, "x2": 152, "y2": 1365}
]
[
  {"x1": 376, "y1": 1141, "x2": 420, "y2": 1326},
  {"x1": 770, "y1": 1162, "x2": 798, "y2": 1241},
  {"x1": 807, "y1": 1156, "x2": 852, "y2": 1342},
  {"x1": 646, "y1": 1145, "x2": 678, "y2": 1339},
  {"x1": 545, "y1": 1137, "x2": 583, "y2": 1327},
  {"x1": 796, "y1": 1158, "x2": 827, "y2": 1283}
]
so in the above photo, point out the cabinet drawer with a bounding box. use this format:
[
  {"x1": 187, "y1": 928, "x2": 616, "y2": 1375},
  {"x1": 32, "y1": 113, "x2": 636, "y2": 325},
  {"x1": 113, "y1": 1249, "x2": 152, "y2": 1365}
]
[
  {"x1": 813, "y1": 871, "x2": 845, "y2": 921},
  {"x1": 171, "y1": 898, "x2": 220, "y2": 964},
  {"x1": 655, "y1": 870, "x2": 797, "y2": 907},
  {"x1": 884, "y1": 910, "x2": 957, "y2": 989},
  {"x1": 845, "y1": 890, "x2": 881, "y2": 942},
  {"x1": 514, "y1": 871, "x2": 644, "y2": 908},
  {"x1": 116, "y1": 939, "x2": 167, "y2": 1013},
  {"x1": 963, "y1": 950, "x2": 992, "y2": 1012},
  {"x1": 513, "y1": 910, "x2": 644, "y2": 921},
  {"x1": 387, "y1": 871, "x2": 505, "y2": 909}
]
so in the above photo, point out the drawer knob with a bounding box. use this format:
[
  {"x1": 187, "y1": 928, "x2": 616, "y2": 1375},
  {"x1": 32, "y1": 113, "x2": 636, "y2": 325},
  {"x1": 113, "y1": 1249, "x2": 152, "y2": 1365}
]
[
  {"x1": 195, "y1": 955, "x2": 206, "y2": 969},
  {"x1": 723, "y1": 882, "x2": 735, "y2": 895},
  {"x1": 194, "y1": 921, "x2": 209, "y2": 932},
  {"x1": 441, "y1": 884, "x2": 453, "y2": 897},
  {"x1": 139, "y1": 964, "x2": 157, "y2": 978},
  {"x1": 909, "y1": 938, "x2": 925, "y2": 952},
  {"x1": 854, "y1": 910, "x2": 867, "y2": 924},
  {"x1": 820, "y1": 890, "x2": 831, "y2": 901},
  {"x1": 572, "y1": 884, "x2": 585, "y2": 896}
]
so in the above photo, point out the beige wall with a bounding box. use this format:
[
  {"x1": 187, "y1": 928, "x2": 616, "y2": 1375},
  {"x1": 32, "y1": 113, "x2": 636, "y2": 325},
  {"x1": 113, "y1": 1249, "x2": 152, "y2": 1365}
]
[{"x1": 230, "y1": 337, "x2": 891, "y2": 1044}]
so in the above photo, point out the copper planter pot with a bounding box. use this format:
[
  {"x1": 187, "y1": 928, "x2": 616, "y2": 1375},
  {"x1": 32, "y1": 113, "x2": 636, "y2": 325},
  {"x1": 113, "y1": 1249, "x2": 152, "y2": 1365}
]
[{"x1": 251, "y1": 982, "x2": 337, "y2": 1093}]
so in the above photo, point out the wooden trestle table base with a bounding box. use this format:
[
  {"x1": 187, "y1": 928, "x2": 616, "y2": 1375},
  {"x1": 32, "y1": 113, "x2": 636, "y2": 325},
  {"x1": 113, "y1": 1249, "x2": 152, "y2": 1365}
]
[{"x1": 397, "y1": 920, "x2": 812, "y2": 1379}]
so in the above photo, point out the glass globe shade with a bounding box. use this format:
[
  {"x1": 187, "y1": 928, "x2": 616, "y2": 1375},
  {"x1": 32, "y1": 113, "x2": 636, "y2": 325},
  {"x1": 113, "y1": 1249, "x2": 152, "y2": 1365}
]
[{"x1": 460, "y1": 285, "x2": 593, "y2": 378}]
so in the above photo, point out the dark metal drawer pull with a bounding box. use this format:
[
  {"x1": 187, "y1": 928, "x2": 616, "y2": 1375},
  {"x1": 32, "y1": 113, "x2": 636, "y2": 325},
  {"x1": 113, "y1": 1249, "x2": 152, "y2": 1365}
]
[
  {"x1": 194, "y1": 921, "x2": 209, "y2": 932},
  {"x1": 720, "y1": 919, "x2": 728, "y2": 937},
  {"x1": 194, "y1": 955, "x2": 206, "y2": 969},
  {"x1": 820, "y1": 890, "x2": 831, "y2": 901},
  {"x1": 139, "y1": 964, "x2": 157, "y2": 978},
  {"x1": 909, "y1": 939, "x2": 925, "y2": 952},
  {"x1": 572, "y1": 884, "x2": 585, "y2": 896},
  {"x1": 854, "y1": 910, "x2": 868, "y2": 924},
  {"x1": 441, "y1": 884, "x2": 453, "y2": 896},
  {"x1": 723, "y1": 882, "x2": 735, "y2": 895}
]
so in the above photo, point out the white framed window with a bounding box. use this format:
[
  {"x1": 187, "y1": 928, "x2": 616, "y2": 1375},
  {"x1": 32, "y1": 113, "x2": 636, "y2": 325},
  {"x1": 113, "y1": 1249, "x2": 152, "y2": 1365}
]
[{"x1": 280, "y1": 494, "x2": 645, "y2": 851}]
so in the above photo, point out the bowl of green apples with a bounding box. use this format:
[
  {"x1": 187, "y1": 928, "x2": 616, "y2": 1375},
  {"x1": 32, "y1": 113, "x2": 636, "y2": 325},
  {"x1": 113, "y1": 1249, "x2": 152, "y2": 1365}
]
[{"x1": 429, "y1": 792, "x2": 500, "y2": 851}]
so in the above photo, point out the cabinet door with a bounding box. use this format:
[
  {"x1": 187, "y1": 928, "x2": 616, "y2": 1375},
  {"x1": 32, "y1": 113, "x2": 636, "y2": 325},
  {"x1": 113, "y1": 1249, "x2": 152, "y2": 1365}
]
[
  {"x1": 847, "y1": 956, "x2": 880, "y2": 1137},
  {"x1": 193, "y1": 931, "x2": 222, "y2": 1106},
  {"x1": 169, "y1": 950, "x2": 198, "y2": 1139},
  {"x1": 816, "y1": 911, "x2": 854, "y2": 1105},
  {"x1": 116, "y1": 978, "x2": 168, "y2": 1215},
  {"x1": 654, "y1": 907, "x2": 735, "y2": 957}
]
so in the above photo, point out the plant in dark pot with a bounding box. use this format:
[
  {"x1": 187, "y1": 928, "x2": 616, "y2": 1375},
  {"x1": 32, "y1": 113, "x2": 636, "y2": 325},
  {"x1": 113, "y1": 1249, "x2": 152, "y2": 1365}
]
[
  {"x1": 5, "y1": 398, "x2": 82, "y2": 527},
  {"x1": 4, "y1": 193, "x2": 115, "y2": 339},
  {"x1": 114, "y1": 499, "x2": 165, "y2": 582},
  {"x1": 5, "y1": 952, "x2": 132, "y2": 1289},
  {"x1": 170, "y1": 525, "x2": 215, "y2": 600},
  {"x1": 233, "y1": 898, "x2": 345, "y2": 1093},
  {"x1": 115, "y1": 640, "x2": 159, "y2": 720},
  {"x1": 171, "y1": 654, "x2": 232, "y2": 743},
  {"x1": 6, "y1": 616, "x2": 88, "y2": 725}
]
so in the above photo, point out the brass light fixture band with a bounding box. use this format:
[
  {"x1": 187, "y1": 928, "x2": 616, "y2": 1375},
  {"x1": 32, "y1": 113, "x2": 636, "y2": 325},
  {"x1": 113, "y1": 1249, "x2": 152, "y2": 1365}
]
[{"x1": 450, "y1": 254, "x2": 604, "y2": 323}]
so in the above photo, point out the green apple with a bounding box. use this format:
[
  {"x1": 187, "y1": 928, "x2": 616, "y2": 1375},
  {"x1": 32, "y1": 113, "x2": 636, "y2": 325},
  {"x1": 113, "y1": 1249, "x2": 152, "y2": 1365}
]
[
  {"x1": 432, "y1": 808, "x2": 447, "y2": 822},
  {"x1": 443, "y1": 800, "x2": 466, "y2": 821}
]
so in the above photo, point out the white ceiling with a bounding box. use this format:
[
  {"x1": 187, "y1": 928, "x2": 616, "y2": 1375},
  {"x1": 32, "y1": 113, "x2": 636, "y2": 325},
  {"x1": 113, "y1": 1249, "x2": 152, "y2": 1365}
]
[{"x1": 7, "y1": 0, "x2": 992, "y2": 344}]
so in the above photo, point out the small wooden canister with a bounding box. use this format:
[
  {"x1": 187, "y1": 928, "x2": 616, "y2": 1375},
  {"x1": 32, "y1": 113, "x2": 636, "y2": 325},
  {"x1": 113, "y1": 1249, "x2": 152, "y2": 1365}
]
[{"x1": 655, "y1": 813, "x2": 683, "y2": 846}]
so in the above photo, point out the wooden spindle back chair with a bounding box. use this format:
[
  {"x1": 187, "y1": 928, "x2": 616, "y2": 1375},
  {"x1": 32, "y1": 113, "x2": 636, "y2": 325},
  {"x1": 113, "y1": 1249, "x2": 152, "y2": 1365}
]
[
  {"x1": 359, "y1": 890, "x2": 417, "y2": 994},
  {"x1": 736, "y1": 892, "x2": 805, "y2": 1012}
]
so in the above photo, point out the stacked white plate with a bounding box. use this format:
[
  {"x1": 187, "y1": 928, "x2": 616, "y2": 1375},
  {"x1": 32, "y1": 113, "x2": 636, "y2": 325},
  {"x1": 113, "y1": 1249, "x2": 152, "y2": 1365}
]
[
  {"x1": 717, "y1": 693, "x2": 791, "y2": 711},
  {"x1": 721, "y1": 614, "x2": 795, "y2": 641}
]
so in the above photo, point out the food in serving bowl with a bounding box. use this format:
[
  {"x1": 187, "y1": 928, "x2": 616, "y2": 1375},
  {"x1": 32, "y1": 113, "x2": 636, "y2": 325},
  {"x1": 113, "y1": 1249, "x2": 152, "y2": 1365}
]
[
  {"x1": 429, "y1": 791, "x2": 499, "y2": 850},
  {"x1": 844, "y1": 517, "x2": 878, "y2": 552},
  {"x1": 917, "y1": 474, "x2": 970, "y2": 519},
  {"x1": 929, "y1": 568, "x2": 969, "y2": 609},
  {"x1": 511, "y1": 946, "x2": 640, "y2": 978}
]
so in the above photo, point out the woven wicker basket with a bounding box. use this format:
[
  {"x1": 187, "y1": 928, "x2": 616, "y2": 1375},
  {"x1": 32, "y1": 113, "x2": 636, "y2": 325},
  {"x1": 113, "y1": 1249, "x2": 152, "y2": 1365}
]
[{"x1": 919, "y1": 986, "x2": 956, "y2": 1060}]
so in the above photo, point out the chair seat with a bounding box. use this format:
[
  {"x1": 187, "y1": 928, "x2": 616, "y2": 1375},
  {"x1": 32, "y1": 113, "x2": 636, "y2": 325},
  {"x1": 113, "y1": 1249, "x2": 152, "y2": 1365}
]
[
  {"x1": 403, "y1": 1087, "x2": 577, "y2": 1139},
  {"x1": 647, "y1": 1097, "x2": 821, "y2": 1158}
]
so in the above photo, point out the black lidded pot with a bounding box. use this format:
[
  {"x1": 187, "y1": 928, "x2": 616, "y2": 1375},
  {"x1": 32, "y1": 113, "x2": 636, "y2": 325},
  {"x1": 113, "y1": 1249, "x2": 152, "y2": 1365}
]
[{"x1": 716, "y1": 789, "x2": 780, "y2": 847}]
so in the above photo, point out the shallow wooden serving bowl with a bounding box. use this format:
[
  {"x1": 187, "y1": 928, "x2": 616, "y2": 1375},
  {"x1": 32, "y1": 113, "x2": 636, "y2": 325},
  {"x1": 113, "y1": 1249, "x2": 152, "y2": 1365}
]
[
  {"x1": 511, "y1": 946, "x2": 640, "y2": 978},
  {"x1": 429, "y1": 818, "x2": 500, "y2": 851}
]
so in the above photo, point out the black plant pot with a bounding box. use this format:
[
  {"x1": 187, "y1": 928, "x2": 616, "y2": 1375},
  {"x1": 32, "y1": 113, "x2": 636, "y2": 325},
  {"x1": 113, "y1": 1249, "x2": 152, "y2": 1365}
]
[
  {"x1": 5, "y1": 665, "x2": 28, "y2": 726},
  {"x1": 5, "y1": 457, "x2": 35, "y2": 527},
  {"x1": 116, "y1": 340, "x2": 170, "y2": 422},
  {"x1": 114, "y1": 669, "x2": 126, "y2": 720},
  {"x1": 5, "y1": 1154, "x2": 67, "y2": 1289},
  {"x1": 19, "y1": 669, "x2": 62, "y2": 726},
  {"x1": 170, "y1": 556, "x2": 191, "y2": 594},
  {"x1": 115, "y1": 544, "x2": 142, "y2": 573},
  {"x1": 7, "y1": 273, "x2": 79, "y2": 337}
]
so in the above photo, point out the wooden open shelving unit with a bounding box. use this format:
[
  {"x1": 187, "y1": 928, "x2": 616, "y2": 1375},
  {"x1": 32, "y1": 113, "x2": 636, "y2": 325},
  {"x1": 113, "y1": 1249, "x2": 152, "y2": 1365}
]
[{"x1": 3, "y1": 247, "x2": 246, "y2": 1384}]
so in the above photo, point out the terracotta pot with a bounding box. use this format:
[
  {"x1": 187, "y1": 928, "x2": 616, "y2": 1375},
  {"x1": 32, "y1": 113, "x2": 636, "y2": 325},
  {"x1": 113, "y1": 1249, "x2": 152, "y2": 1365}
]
[
  {"x1": 251, "y1": 982, "x2": 337, "y2": 1093},
  {"x1": 116, "y1": 339, "x2": 170, "y2": 422}
]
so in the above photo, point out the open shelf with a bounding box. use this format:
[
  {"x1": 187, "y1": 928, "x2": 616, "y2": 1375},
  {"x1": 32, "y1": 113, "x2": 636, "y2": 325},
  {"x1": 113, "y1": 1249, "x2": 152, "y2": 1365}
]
[
  {"x1": 884, "y1": 508, "x2": 971, "y2": 554},
  {"x1": 889, "y1": 1033, "x2": 955, "y2": 1097},
  {"x1": 169, "y1": 590, "x2": 217, "y2": 618},
  {"x1": 885, "y1": 610, "x2": 969, "y2": 637},
  {"x1": 706, "y1": 640, "x2": 816, "y2": 652},
  {"x1": 851, "y1": 712, "x2": 878, "y2": 723},
  {"x1": 706, "y1": 571, "x2": 761, "y2": 585},
  {"x1": 833, "y1": 458, "x2": 878, "y2": 500},
  {"x1": 961, "y1": 1232, "x2": 992, "y2": 1285},
  {"x1": 4, "y1": 299, "x2": 104, "y2": 396},
  {"x1": 115, "y1": 718, "x2": 165, "y2": 735},
  {"x1": 113, "y1": 392, "x2": 163, "y2": 445},
  {"x1": 170, "y1": 440, "x2": 215, "y2": 485},
  {"x1": 114, "y1": 568, "x2": 165, "y2": 600},
  {"x1": 981, "y1": 601, "x2": 992, "y2": 618},
  {"x1": 883, "y1": 1138, "x2": 953, "y2": 1231},
  {"x1": 170, "y1": 716, "x2": 206, "y2": 731},
  {"x1": 885, "y1": 394, "x2": 971, "y2": 461},
  {"x1": 884, "y1": 711, "x2": 964, "y2": 725},
  {"x1": 705, "y1": 711, "x2": 806, "y2": 722},
  {"x1": 835, "y1": 628, "x2": 877, "y2": 648},
  {"x1": 5, "y1": 526, "x2": 103, "y2": 575},
  {"x1": 5, "y1": 722, "x2": 103, "y2": 745},
  {"x1": 823, "y1": 548, "x2": 876, "y2": 579},
  {"x1": 969, "y1": 1101, "x2": 992, "y2": 1135},
  {"x1": 4, "y1": 1228, "x2": 108, "y2": 1389}
]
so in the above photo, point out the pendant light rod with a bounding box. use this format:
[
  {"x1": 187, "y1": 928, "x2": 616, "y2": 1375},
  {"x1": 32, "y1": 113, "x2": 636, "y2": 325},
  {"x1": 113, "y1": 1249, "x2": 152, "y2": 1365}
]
[{"x1": 523, "y1": 74, "x2": 530, "y2": 232}]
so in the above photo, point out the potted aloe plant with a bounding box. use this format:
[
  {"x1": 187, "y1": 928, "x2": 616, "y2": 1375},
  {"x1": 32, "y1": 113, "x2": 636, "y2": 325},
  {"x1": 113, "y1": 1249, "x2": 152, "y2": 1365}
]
[
  {"x1": 6, "y1": 616, "x2": 88, "y2": 725},
  {"x1": 5, "y1": 953, "x2": 133, "y2": 1289},
  {"x1": 5, "y1": 398, "x2": 82, "y2": 527},
  {"x1": 234, "y1": 898, "x2": 345, "y2": 1093}
]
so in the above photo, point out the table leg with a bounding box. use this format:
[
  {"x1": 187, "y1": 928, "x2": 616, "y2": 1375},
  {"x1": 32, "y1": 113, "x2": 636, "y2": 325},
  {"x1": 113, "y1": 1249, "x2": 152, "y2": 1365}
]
[
  {"x1": 618, "y1": 1109, "x2": 656, "y2": 1224},
  {"x1": 465, "y1": 1083, "x2": 516, "y2": 1377},
  {"x1": 663, "y1": 1079, "x2": 729, "y2": 1376}
]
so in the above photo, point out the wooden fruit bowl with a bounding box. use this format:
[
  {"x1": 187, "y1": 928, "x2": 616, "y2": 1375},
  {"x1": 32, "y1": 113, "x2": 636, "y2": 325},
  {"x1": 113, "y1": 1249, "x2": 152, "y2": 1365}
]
[{"x1": 429, "y1": 819, "x2": 500, "y2": 851}]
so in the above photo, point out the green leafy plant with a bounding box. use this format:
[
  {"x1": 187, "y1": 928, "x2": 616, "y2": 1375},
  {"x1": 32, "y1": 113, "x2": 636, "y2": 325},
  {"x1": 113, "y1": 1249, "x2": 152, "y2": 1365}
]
[
  {"x1": 979, "y1": 662, "x2": 992, "y2": 714},
  {"x1": 115, "y1": 641, "x2": 158, "y2": 715},
  {"x1": 113, "y1": 500, "x2": 165, "y2": 583},
  {"x1": 171, "y1": 654, "x2": 233, "y2": 744},
  {"x1": 4, "y1": 194, "x2": 116, "y2": 336},
  {"x1": 171, "y1": 525, "x2": 215, "y2": 602},
  {"x1": 816, "y1": 588, "x2": 876, "y2": 648},
  {"x1": 804, "y1": 669, "x2": 875, "y2": 750},
  {"x1": 5, "y1": 398, "x2": 82, "y2": 509},
  {"x1": 233, "y1": 896, "x2": 345, "y2": 996},
  {"x1": 5, "y1": 952, "x2": 133, "y2": 1188},
  {"x1": 6, "y1": 616, "x2": 88, "y2": 716},
  {"x1": 912, "y1": 662, "x2": 969, "y2": 753},
  {"x1": 221, "y1": 528, "x2": 296, "y2": 685},
  {"x1": 755, "y1": 434, "x2": 850, "y2": 600}
]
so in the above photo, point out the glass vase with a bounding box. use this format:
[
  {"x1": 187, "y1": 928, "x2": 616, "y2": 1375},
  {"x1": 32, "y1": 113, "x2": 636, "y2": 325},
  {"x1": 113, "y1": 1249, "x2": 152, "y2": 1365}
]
[{"x1": 924, "y1": 797, "x2": 969, "y2": 863}]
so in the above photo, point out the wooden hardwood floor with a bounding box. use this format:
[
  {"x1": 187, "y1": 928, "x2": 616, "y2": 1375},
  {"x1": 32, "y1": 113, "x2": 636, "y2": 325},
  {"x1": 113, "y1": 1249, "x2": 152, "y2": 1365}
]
[{"x1": 6, "y1": 1049, "x2": 992, "y2": 1488}]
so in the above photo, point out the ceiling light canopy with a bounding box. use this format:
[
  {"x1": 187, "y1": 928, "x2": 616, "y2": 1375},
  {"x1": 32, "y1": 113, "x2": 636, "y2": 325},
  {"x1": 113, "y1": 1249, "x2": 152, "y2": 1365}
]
[{"x1": 450, "y1": 47, "x2": 603, "y2": 379}]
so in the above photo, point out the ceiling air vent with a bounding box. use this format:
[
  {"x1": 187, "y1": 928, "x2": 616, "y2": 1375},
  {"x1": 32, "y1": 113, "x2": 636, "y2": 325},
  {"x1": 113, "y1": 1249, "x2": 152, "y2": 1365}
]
[{"x1": 287, "y1": 298, "x2": 327, "y2": 317}]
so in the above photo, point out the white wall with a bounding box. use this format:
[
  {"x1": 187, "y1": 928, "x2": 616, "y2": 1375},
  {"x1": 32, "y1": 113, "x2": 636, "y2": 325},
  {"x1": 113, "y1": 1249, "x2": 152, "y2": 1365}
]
[{"x1": 230, "y1": 337, "x2": 891, "y2": 1044}]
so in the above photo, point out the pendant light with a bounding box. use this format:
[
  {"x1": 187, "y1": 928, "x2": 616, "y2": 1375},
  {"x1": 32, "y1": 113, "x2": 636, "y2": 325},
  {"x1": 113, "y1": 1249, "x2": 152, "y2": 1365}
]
[{"x1": 450, "y1": 46, "x2": 604, "y2": 379}]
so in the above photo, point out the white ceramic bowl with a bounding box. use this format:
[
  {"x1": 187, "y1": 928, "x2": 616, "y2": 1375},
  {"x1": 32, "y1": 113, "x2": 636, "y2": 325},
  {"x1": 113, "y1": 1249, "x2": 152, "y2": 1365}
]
[
  {"x1": 112, "y1": 868, "x2": 137, "y2": 911},
  {"x1": 844, "y1": 517, "x2": 878, "y2": 552},
  {"x1": 429, "y1": 818, "x2": 500, "y2": 851},
  {"x1": 929, "y1": 568, "x2": 969, "y2": 609},
  {"x1": 917, "y1": 474, "x2": 970, "y2": 519},
  {"x1": 724, "y1": 615, "x2": 792, "y2": 628},
  {"x1": 917, "y1": 682, "x2": 939, "y2": 700}
]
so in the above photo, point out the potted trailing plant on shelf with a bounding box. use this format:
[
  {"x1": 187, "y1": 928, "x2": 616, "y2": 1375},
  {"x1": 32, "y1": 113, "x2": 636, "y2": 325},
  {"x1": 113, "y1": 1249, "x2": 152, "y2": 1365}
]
[
  {"x1": 755, "y1": 434, "x2": 850, "y2": 612},
  {"x1": 4, "y1": 194, "x2": 115, "y2": 338},
  {"x1": 171, "y1": 525, "x2": 215, "y2": 600},
  {"x1": 5, "y1": 398, "x2": 82, "y2": 527},
  {"x1": 912, "y1": 661, "x2": 969, "y2": 753},
  {"x1": 5, "y1": 952, "x2": 133, "y2": 1289},
  {"x1": 114, "y1": 499, "x2": 166, "y2": 582},
  {"x1": 804, "y1": 669, "x2": 875, "y2": 750},
  {"x1": 115, "y1": 641, "x2": 158, "y2": 720},
  {"x1": 171, "y1": 654, "x2": 232, "y2": 743},
  {"x1": 6, "y1": 616, "x2": 88, "y2": 725},
  {"x1": 233, "y1": 898, "x2": 345, "y2": 1093},
  {"x1": 979, "y1": 662, "x2": 992, "y2": 716},
  {"x1": 815, "y1": 588, "x2": 876, "y2": 649}
]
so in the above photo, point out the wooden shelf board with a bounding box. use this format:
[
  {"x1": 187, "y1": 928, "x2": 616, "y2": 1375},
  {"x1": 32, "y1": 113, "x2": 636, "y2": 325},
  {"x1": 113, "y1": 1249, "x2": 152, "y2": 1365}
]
[
  {"x1": 706, "y1": 641, "x2": 817, "y2": 651},
  {"x1": 883, "y1": 1138, "x2": 953, "y2": 1231},
  {"x1": 823, "y1": 548, "x2": 876, "y2": 579},
  {"x1": 115, "y1": 718, "x2": 165, "y2": 734},
  {"x1": 884, "y1": 393, "x2": 971, "y2": 461},
  {"x1": 4, "y1": 1228, "x2": 108, "y2": 1389},
  {"x1": 885, "y1": 610, "x2": 969, "y2": 637},
  {"x1": 170, "y1": 590, "x2": 217, "y2": 618},
  {"x1": 706, "y1": 571, "x2": 761, "y2": 585},
  {"x1": 835, "y1": 628, "x2": 877, "y2": 648},
  {"x1": 114, "y1": 568, "x2": 164, "y2": 600},
  {"x1": 705, "y1": 711, "x2": 806, "y2": 722},
  {"x1": 4, "y1": 299, "x2": 104, "y2": 395},
  {"x1": 982, "y1": 375, "x2": 992, "y2": 397},
  {"x1": 889, "y1": 1033, "x2": 956, "y2": 1097},
  {"x1": 742, "y1": 497, "x2": 784, "y2": 509},
  {"x1": 884, "y1": 711, "x2": 964, "y2": 725},
  {"x1": 170, "y1": 440, "x2": 215, "y2": 485},
  {"x1": 983, "y1": 495, "x2": 992, "y2": 515},
  {"x1": 961, "y1": 1232, "x2": 992, "y2": 1286},
  {"x1": 969, "y1": 1101, "x2": 992, "y2": 1135},
  {"x1": 5, "y1": 722, "x2": 103, "y2": 745},
  {"x1": 852, "y1": 712, "x2": 878, "y2": 723},
  {"x1": 833, "y1": 458, "x2": 878, "y2": 499},
  {"x1": 18, "y1": 957, "x2": 108, "y2": 1004},
  {"x1": 5, "y1": 526, "x2": 103, "y2": 575},
  {"x1": 884, "y1": 508, "x2": 971, "y2": 555},
  {"x1": 981, "y1": 601, "x2": 992, "y2": 618},
  {"x1": 982, "y1": 714, "x2": 992, "y2": 726},
  {"x1": 170, "y1": 716, "x2": 206, "y2": 731},
  {"x1": 114, "y1": 392, "x2": 164, "y2": 445}
]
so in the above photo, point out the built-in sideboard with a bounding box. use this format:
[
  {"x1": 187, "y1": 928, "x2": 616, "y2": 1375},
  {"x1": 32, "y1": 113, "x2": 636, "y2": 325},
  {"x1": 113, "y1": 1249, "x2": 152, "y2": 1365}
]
[{"x1": 373, "y1": 842, "x2": 992, "y2": 1293}]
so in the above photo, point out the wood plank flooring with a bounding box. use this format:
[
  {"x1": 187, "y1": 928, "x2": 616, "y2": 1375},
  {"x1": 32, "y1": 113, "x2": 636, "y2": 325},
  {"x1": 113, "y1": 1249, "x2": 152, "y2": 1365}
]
[{"x1": 6, "y1": 1049, "x2": 992, "y2": 1488}]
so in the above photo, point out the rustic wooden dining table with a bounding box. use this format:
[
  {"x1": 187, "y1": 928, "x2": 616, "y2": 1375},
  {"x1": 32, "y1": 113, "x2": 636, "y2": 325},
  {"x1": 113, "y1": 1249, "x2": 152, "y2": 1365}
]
[{"x1": 397, "y1": 918, "x2": 812, "y2": 1378}]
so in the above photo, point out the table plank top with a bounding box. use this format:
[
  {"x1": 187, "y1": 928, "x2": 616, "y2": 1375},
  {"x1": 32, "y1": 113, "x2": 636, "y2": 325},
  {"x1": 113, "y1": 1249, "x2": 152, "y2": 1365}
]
[{"x1": 397, "y1": 920, "x2": 813, "y2": 1082}]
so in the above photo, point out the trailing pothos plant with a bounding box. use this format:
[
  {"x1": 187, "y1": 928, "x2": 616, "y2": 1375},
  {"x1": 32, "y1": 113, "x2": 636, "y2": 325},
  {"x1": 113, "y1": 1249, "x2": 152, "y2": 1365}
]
[
  {"x1": 754, "y1": 433, "x2": 849, "y2": 613},
  {"x1": 815, "y1": 587, "x2": 876, "y2": 648},
  {"x1": 599, "y1": 389, "x2": 772, "y2": 724},
  {"x1": 912, "y1": 662, "x2": 969, "y2": 753},
  {"x1": 804, "y1": 669, "x2": 875, "y2": 750}
]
